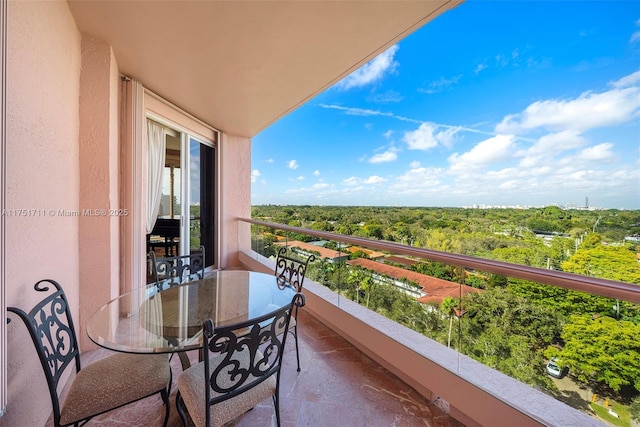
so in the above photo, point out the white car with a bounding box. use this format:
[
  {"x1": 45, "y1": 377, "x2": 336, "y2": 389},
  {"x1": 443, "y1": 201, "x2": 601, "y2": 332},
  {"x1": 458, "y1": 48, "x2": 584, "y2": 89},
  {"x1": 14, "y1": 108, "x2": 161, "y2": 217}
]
[{"x1": 546, "y1": 357, "x2": 568, "y2": 378}]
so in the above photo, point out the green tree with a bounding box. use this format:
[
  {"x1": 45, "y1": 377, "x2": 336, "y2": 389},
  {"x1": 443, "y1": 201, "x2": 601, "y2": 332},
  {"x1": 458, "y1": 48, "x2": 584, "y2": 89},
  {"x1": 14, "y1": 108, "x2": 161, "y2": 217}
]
[
  {"x1": 349, "y1": 249, "x2": 370, "y2": 260},
  {"x1": 561, "y1": 243, "x2": 640, "y2": 284},
  {"x1": 440, "y1": 296, "x2": 459, "y2": 348},
  {"x1": 458, "y1": 288, "x2": 563, "y2": 387},
  {"x1": 509, "y1": 279, "x2": 614, "y2": 318},
  {"x1": 346, "y1": 268, "x2": 374, "y2": 304},
  {"x1": 553, "y1": 315, "x2": 640, "y2": 393}
]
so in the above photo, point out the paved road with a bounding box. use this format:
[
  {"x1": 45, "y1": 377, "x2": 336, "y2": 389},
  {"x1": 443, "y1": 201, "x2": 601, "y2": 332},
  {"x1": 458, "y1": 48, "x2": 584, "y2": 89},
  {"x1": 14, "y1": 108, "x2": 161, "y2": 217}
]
[
  {"x1": 550, "y1": 375, "x2": 594, "y2": 413},
  {"x1": 548, "y1": 375, "x2": 640, "y2": 427}
]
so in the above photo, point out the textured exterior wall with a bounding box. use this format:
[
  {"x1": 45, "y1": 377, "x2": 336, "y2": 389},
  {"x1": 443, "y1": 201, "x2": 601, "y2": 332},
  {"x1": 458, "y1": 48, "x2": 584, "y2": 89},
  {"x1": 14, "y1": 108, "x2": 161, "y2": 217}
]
[
  {"x1": 2, "y1": 2, "x2": 252, "y2": 425},
  {"x1": 220, "y1": 133, "x2": 252, "y2": 268},
  {"x1": 3, "y1": 1, "x2": 81, "y2": 426},
  {"x1": 78, "y1": 35, "x2": 120, "y2": 350}
]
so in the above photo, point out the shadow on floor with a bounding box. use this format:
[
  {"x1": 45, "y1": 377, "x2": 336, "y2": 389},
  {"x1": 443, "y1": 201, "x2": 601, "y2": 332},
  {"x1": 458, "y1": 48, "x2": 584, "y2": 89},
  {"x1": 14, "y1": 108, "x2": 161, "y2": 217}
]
[{"x1": 62, "y1": 310, "x2": 464, "y2": 427}]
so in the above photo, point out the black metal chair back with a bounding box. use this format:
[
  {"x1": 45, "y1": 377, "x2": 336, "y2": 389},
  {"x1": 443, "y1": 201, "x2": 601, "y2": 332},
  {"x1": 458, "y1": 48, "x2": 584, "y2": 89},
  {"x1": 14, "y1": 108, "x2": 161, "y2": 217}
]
[
  {"x1": 7, "y1": 280, "x2": 84, "y2": 426},
  {"x1": 8, "y1": 279, "x2": 172, "y2": 427},
  {"x1": 274, "y1": 247, "x2": 314, "y2": 371},
  {"x1": 203, "y1": 292, "x2": 304, "y2": 427},
  {"x1": 149, "y1": 245, "x2": 205, "y2": 292},
  {"x1": 274, "y1": 246, "x2": 315, "y2": 292}
]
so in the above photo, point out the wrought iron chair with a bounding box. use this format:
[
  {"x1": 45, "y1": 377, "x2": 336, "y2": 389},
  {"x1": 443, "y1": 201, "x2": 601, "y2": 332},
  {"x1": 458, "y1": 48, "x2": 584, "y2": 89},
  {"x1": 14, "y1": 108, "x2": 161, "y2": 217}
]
[
  {"x1": 6, "y1": 279, "x2": 171, "y2": 427},
  {"x1": 274, "y1": 246, "x2": 315, "y2": 371},
  {"x1": 148, "y1": 245, "x2": 206, "y2": 370},
  {"x1": 176, "y1": 292, "x2": 305, "y2": 427},
  {"x1": 149, "y1": 245, "x2": 205, "y2": 292}
]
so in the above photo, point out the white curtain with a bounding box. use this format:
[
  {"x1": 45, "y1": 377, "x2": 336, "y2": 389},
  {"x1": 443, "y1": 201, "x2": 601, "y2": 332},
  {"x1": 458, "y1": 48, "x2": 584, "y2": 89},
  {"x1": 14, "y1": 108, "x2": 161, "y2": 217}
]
[{"x1": 146, "y1": 120, "x2": 166, "y2": 234}]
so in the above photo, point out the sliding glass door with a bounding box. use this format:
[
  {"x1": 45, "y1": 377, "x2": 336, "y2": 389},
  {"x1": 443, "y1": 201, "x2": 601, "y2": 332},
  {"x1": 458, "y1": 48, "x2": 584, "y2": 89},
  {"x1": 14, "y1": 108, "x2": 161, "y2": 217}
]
[
  {"x1": 153, "y1": 131, "x2": 215, "y2": 268},
  {"x1": 182, "y1": 135, "x2": 215, "y2": 266}
]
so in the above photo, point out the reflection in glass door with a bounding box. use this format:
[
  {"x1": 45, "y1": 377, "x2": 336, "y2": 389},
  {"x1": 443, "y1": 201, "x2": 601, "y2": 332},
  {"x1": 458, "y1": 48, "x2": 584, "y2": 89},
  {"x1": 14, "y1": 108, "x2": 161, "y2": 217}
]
[
  {"x1": 158, "y1": 131, "x2": 181, "y2": 222},
  {"x1": 156, "y1": 133, "x2": 215, "y2": 267},
  {"x1": 187, "y1": 136, "x2": 215, "y2": 267}
]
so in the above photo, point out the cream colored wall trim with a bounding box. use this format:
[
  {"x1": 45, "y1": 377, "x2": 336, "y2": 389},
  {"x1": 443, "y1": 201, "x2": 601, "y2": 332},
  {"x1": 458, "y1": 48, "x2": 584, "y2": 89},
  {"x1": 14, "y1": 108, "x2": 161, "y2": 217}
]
[
  {"x1": 143, "y1": 88, "x2": 219, "y2": 144},
  {"x1": 0, "y1": 0, "x2": 7, "y2": 416}
]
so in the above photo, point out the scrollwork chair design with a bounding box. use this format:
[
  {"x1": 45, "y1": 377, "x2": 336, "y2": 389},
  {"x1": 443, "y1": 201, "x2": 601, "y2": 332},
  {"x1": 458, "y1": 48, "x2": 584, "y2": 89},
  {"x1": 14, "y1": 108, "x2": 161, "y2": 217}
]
[
  {"x1": 274, "y1": 246, "x2": 315, "y2": 371},
  {"x1": 7, "y1": 279, "x2": 171, "y2": 427},
  {"x1": 149, "y1": 245, "x2": 205, "y2": 292},
  {"x1": 176, "y1": 292, "x2": 305, "y2": 427}
]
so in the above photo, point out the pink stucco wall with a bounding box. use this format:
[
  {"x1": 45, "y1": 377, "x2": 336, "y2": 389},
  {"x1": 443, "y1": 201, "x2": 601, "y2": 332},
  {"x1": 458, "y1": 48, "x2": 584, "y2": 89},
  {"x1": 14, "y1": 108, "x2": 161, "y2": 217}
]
[
  {"x1": 220, "y1": 133, "x2": 252, "y2": 268},
  {"x1": 4, "y1": 1, "x2": 82, "y2": 426},
  {"x1": 78, "y1": 35, "x2": 120, "y2": 350},
  {"x1": 2, "y1": 2, "x2": 250, "y2": 426}
]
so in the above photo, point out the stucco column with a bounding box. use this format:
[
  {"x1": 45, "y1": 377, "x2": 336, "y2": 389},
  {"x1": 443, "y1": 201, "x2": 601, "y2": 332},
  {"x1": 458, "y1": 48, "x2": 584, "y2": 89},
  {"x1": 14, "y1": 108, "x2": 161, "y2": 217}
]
[
  {"x1": 78, "y1": 36, "x2": 120, "y2": 350},
  {"x1": 220, "y1": 133, "x2": 252, "y2": 268}
]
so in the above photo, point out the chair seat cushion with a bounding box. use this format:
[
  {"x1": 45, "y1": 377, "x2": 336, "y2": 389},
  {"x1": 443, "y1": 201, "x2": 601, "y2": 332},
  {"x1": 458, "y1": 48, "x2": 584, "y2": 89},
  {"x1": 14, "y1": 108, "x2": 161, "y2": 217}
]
[
  {"x1": 60, "y1": 353, "x2": 170, "y2": 425},
  {"x1": 178, "y1": 349, "x2": 276, "y2": 427}
]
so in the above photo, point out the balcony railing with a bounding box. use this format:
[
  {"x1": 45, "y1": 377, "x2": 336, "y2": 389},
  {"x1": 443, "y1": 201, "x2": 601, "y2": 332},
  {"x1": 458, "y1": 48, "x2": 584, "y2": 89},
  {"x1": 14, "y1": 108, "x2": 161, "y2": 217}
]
[
  {"x1": 238, "y1": 217, "x2": 639, "y2": 427},
  {"x1": 243, "y1": 218, "x2": 639, "y2": 303}
]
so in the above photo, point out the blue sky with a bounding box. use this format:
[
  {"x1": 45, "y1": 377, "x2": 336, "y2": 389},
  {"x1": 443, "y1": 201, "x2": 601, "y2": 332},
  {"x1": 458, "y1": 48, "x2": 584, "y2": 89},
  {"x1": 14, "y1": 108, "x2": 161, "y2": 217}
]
[{"x1": 251, "y1": 1, "x2": 640, "y2": 209}]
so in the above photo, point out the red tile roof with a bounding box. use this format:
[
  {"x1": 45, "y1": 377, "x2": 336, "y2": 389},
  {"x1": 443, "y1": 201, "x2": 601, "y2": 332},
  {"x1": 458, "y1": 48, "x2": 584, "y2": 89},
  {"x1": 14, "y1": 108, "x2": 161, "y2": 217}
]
[
  {"x1": 276, "y1": 241, "x2": 347, "y2": 260},
  {"x1": 385, "y1": 255, "x2": 419, "y2": 266},
  {"x1": 347, "y1": 258, "x2": 482, "y2": 305},
  {"x1": 347, "y1": 246, "x2": 386, "y2": 259}
]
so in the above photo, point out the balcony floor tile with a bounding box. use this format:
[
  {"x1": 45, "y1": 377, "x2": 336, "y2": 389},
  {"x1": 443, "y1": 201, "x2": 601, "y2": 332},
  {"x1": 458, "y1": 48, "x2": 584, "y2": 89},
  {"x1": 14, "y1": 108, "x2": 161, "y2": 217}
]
[{"x1": 71, "y1": 310, "x2": 464, "y2": 427}]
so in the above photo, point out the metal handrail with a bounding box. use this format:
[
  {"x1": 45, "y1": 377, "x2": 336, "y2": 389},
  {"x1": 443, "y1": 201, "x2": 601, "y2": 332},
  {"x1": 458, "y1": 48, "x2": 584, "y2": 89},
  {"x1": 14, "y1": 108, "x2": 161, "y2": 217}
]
[{"x1": 239, "y1": 217, "x2": 640, "y2": 304}]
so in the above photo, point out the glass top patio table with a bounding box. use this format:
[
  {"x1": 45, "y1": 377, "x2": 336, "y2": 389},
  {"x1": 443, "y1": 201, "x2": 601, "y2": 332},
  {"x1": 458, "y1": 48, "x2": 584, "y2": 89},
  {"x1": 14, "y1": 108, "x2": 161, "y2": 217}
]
[{"x1": 86, "y1": 270, "x2": 296, "y2": 354}]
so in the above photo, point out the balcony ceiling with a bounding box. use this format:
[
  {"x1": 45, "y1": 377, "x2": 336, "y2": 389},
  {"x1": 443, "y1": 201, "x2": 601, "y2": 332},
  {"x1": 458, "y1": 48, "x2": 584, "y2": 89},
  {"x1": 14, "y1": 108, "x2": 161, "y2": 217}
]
[{"x1": 68, "y1": 1, "x2": 461, "y2": 137}]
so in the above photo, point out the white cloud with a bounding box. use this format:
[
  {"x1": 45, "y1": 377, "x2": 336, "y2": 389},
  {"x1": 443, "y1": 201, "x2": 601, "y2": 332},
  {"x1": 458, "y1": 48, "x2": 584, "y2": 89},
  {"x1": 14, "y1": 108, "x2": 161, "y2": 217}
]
[
  {"x1": 369, "y1": 90, "x2": 403, "y2": 103},
  {"x1": 404, "y1": 123, "x2": 460, "y2": 151},
  {"x1": 631, "y1": 31, "x2": 640, "y2": 43},
  {"x1": 496, "y1": 78, "x2": 640, "y2": 134},
  {"x1": 335, "y1": 45, "x2": 399, "y2": 90},
  {"x1": 419, "y1": 74, "x2": 463, "y2": 94},
  {"x1": 251, "y1": 169, "x2": 260, "y2": 183},
  {"x1": 532, "y1": 130, "x2": 586, "y2": 154},
  {"x1": 475, "y1": 63, "x2": 488, "y2": 74},
  {"x1": 577, "y1": 143, "x2": 616, "y2": 161},
  {"x1": 313, "y1": 183, "x2": 330, "y2": 189},
  {"x1": 288, "y1": 160, "x2": 299, "y2": 170},
  {"x1": 389, "y1": 167, "x2": 443, "y2": 193},
  {"x1": 369, "y1": 149, "x2": 398, "y2": 164},
  {"x1": 499, "y1": 180, "x2": 518, "y2": 190},
  {"x1": 296, "y1": 176, "x2": 305, "y2": 181},
  {"x1": 342, "y1": 175, "x2": 386, "y2": 186},
  {"x1": 364, "y1": 175, "x2": 386, "y2": 184},
  {"x1": 319, "y1": 104, "x2": 500, "y2": 140},
  {"x1": 610, "y1": 70, "x2": 640, "y2": 88},
  {"x1": 448, "y1": 134, "x2": 515, "y2": 172},
  {"x1": 518, "y1": 130, "x2": 587, "y2": 168},
  {"x1": 495, "y1": 54, "x2": 509, "y2": 68},
  {"x1": 266, "y1": 158, "x2": 274, "y2": 163},
  {"x1": 313, "y1": 170, "x2": 320, "y2": 176},
  {"x1": 410, "y1": 161, "x2": 421, "y2": 168},
  {"x1": 343, "y1": 177, "x2": 359, "y2": 186}
]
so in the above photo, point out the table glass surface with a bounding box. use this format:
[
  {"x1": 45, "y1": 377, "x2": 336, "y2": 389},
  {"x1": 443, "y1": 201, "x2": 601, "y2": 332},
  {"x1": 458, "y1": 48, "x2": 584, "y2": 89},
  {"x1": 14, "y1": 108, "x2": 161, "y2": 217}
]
[{"x1": 86, "y1": 270, "x2": 296, "y2": 353}]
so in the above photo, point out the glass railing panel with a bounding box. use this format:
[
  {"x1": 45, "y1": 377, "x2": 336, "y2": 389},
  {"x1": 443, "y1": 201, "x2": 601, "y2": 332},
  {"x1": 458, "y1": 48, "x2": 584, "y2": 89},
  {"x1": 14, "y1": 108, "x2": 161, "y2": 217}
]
[{"x1": 241, "y1": 217, "x2": 640, "y2": 423}]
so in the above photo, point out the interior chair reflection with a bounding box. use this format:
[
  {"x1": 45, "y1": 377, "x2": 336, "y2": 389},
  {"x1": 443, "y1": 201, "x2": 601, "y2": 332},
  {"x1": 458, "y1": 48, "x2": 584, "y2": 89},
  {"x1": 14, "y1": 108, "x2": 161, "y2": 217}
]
[{"x1": 149, "y1": 245, "x2": 205, "y2": 292}]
